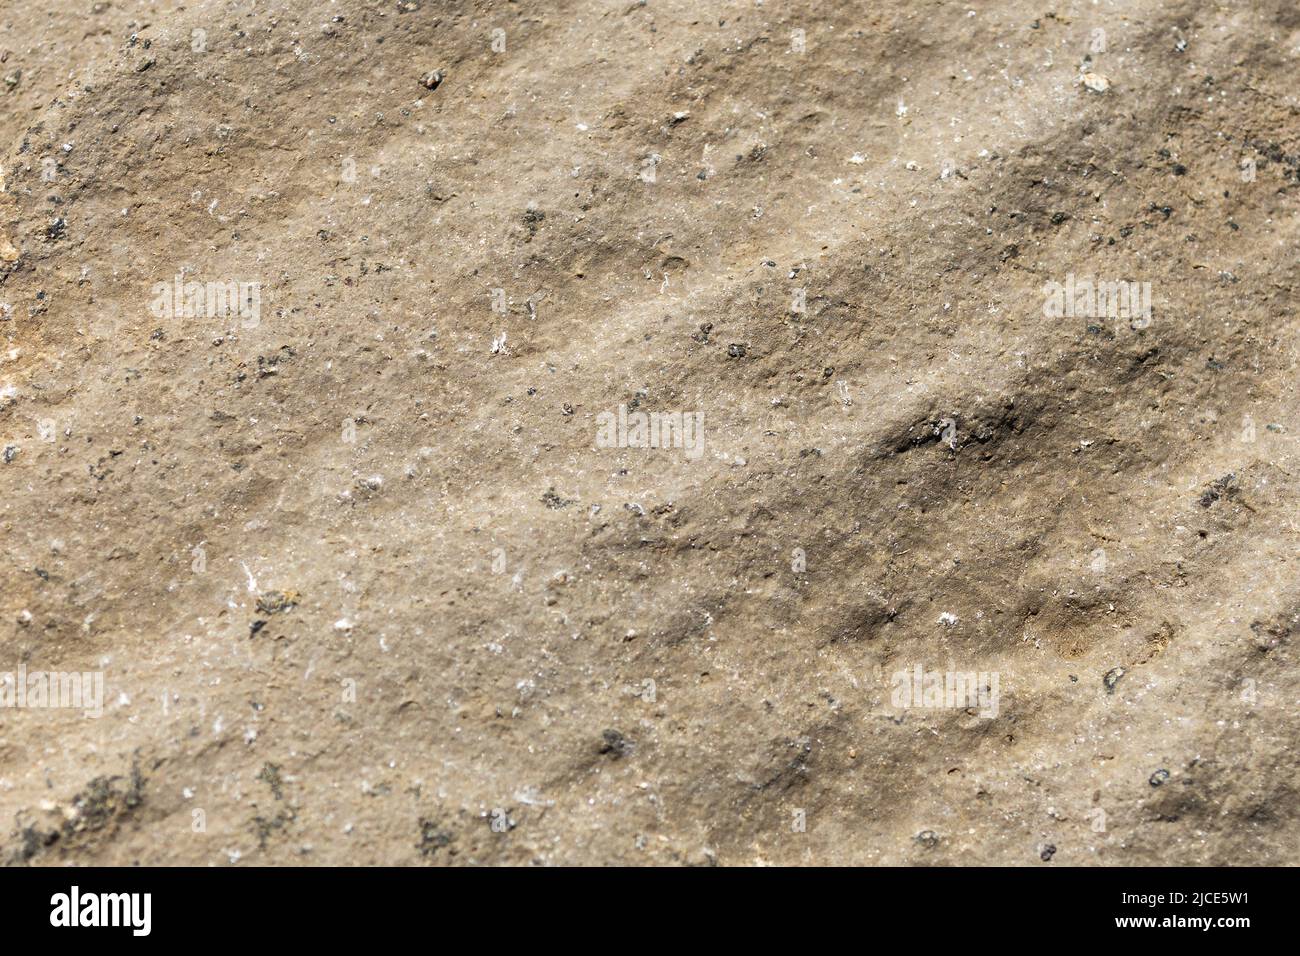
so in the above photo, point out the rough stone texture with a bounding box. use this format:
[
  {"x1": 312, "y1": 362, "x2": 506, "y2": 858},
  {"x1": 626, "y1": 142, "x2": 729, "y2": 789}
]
[{"x1": 1, "y1": 0, "x2": 1297, "y2": 865}]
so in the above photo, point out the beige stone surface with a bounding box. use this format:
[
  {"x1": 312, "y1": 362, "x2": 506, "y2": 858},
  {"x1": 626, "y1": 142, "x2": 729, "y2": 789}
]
[{"x1": 0, "y1": 0, "x2": 1297, "y2": 865}]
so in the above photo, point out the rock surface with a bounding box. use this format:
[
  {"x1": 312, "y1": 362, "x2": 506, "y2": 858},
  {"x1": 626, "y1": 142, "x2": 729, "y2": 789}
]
[{"x1": 0, "y1": 0, "x2": 1297, "y2": 865}]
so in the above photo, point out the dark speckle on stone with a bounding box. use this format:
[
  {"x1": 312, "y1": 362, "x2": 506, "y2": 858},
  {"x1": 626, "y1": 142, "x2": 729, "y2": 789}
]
[
  {"x1": 417, "y1": 818, "x2": 454, "y2": 857},
  {"x1": 256, "y1": 761, "x2": 283, "y2": 799},
  {"x1": 1103, "y1": 666, "x2": 1125, "y2": 692},
  {"x1": 522, "y1": 207, "x2": 545, "y2": 240},
  {"x1": 541, "y1": 487, "x2": 575, "y2": 509},
  {"x1": 1199, "y1": 473, "x2": 1236, "y2": 508},
  {"x1": 599, "y1": 728, "x2": 631, "y2": 758}
]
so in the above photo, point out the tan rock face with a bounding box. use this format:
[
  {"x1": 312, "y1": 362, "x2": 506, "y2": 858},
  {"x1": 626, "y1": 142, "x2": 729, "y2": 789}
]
[{"x1": 0, "y1": 0, "x2": 1297, "y2": 866}]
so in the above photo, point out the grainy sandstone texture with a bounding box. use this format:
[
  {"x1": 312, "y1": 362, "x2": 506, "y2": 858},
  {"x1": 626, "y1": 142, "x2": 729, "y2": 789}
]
[{"x1": 1, "y1": 0, "x2": 1297, "y2": 865}]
